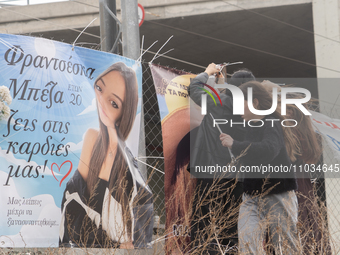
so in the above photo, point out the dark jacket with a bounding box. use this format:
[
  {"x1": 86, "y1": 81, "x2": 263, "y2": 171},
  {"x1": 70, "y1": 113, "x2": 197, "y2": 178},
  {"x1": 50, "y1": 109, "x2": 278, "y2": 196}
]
[
  {"x1": 188, "y1": 72, "x2": 246, "y2": 179},
  {"x1": 59, "y1": 147, "x2": 153, "y2": 248},
  {"x1": 231, "y1": 116, "x2": 297, "y2": 195}
]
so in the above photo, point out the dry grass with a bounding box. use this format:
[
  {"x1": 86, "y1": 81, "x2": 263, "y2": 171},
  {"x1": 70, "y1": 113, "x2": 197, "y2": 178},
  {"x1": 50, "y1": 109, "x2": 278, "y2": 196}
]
[
  {"x1": 165, "y1": 163, "x2": 338, "y2": 255},
  {"x1": 0, "y1": 166, "x2": 339, "y2": 255}
]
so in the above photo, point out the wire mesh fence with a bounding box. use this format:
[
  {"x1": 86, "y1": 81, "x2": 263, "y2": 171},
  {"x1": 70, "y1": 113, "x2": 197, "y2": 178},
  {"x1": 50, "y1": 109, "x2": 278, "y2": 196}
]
[
  {"x1": 0, "y1": 60, "x2": 338, "y2": 253},
  {"x1": 310, "y1": 101, "x2": 340, "y2": 253},
  {"x1": 140, "y1": 66, "x2": 340, "y2": 253},
  {"x1": 139, "y1": 62, "x2": 165, "y2": 228}
]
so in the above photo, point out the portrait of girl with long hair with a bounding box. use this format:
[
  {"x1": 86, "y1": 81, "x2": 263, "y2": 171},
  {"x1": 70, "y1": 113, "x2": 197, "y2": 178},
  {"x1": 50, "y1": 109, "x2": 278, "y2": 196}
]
[{"x1": 59, "y1": 62, "x2": 153, "y2": 249}]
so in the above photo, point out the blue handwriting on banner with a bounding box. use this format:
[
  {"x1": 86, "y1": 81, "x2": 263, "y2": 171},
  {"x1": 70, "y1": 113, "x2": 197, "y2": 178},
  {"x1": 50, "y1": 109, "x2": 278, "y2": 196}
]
[{"x1": 327, "y1": 134, "x2": 340, "y2": 151}]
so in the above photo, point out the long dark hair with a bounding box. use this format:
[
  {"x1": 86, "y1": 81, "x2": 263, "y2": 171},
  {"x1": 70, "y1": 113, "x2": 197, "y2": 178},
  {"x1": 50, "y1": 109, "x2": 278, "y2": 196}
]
[
  {"x1": 239, "y1": 81, "x2": 300, "y2": 162},
  {"x1": 286, "y1": 94, "x2": 321, "y2": 164},
  {"x1": 87, "y1": 62, "x2": 138, "y2": 238}
]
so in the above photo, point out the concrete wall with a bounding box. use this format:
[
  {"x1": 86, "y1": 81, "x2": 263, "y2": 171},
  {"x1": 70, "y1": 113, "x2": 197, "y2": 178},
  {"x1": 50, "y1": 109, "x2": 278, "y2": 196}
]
[
  {"x1": 0, "y1": 0, "x2": 312, "y2": 34},
  {"x1": 0, "y1": 0, "x2": 99, "y2": 34}
]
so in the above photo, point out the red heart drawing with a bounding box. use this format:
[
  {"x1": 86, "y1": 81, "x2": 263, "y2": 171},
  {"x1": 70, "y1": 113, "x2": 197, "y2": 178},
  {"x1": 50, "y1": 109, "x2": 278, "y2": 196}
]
[{"x1": 51, "y1": 160, "x2": 73, "y2": 187}]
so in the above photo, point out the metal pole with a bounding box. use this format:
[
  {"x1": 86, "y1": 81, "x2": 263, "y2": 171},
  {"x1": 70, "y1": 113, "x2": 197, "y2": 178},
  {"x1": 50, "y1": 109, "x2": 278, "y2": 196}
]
[
  {"x1": 121, "y1": 0, "x2": 140, "y2": 60},
  {"x1": 121, "y1": 0, "x2": 146, "y2": 180},
  {"x1": 99, "y1": 0, "x2": 118, "y2": 53}
]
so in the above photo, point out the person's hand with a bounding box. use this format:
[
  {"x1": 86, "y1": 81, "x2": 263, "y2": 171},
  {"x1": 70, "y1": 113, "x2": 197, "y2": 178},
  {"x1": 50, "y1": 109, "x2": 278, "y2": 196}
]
[
  {"x1": 220, "y1": 133, "x2": 233, "y2": 148},
  {"x1": 261, "y1": 80, "x2": 281, "y2": 93},
  {"x1": 216, "y1": 70, "x2": 225, "y2": 84},
  {"x1": 120, "y1": 241, "x2": 134, "y2": 249},
  {"x1": 204, "y1": 63, "x2": 220, "y2": 76}
]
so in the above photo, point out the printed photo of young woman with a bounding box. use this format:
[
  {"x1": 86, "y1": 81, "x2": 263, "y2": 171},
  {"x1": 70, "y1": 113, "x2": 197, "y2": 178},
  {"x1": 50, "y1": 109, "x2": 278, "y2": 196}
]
[{"x1": 59, "y1": 62, "x2": 154, "y2": 249}]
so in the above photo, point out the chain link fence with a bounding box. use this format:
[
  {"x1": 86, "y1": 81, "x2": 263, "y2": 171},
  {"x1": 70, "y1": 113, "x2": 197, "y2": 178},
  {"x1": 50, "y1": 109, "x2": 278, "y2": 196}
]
[
  {"x1": 139, "y1": 62, "x2": 165, "y2": 230},
  {"x1": 0, "y1": 62, "x2": 338, "y2": 254},
  {"x1": 140, "y1": 67, "x2": 340, "y2": 253},
  {"x1": 310, "y1": 100, "x2": 340, "y2": 253}
]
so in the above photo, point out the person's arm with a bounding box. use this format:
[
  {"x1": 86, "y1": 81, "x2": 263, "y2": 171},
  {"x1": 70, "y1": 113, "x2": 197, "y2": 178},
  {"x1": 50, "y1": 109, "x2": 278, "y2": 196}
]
[
  {"x1": 221, "y1": 122, "x2": 284, "y2": 164},
  {"x1": 188, "y1": 63, "x2": 220, "y2": 106},
  {"x1": 234, "y1": 126, "x2": 283, "y2": 163},
  {"x1": 77, "y1": 128, "x2": 98, "y2": 182}
]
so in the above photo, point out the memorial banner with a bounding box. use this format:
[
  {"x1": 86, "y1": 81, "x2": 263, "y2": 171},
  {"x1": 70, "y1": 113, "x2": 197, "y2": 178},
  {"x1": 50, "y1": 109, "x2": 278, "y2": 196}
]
[
  {"x1": 150, "y1": 64, "x2": 202, "y2": 254},
  {"x1": 0, "y1": 34, "x2": 153, "y2": 248},
  {"x1": 311, "y1": 110, "x2": 340, "y2": 161}
]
